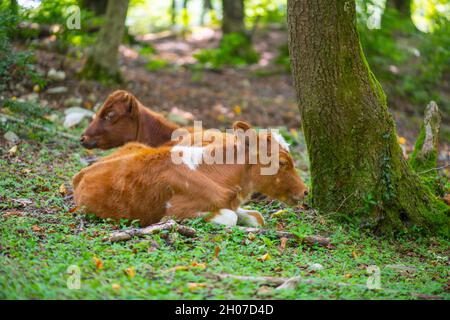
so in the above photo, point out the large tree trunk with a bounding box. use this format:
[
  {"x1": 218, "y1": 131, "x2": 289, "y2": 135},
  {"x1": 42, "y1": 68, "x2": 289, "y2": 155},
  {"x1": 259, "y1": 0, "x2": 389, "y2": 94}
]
[
  {"x1": 287, "y1": 0, "x2": 448, "y2": 235},
  {"x1": 81, "y1": 0, "x2": 129, "y2": 82},
  {"x1": 221, "y1": 0, "x2": 245, "y2": 35}
]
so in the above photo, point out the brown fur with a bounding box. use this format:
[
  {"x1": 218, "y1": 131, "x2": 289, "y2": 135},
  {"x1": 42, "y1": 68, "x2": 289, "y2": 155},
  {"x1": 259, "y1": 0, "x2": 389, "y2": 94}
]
[
  {"x1": 80, "y1": 90, "x2": 179, "y2": 149},
  {"x1": 73, "y1": 122, "x2": 308, "y2": 226}
]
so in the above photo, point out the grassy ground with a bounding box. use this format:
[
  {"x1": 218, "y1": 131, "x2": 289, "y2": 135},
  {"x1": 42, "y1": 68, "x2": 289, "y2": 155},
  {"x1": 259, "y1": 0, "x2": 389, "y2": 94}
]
[{"x1": 0, "y1": 105, "x2": 449, "y2": 300}]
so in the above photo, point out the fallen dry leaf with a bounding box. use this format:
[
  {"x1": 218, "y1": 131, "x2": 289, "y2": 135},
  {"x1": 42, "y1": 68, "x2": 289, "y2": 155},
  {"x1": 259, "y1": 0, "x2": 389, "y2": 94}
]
[
  {"x1": 112, "y1": 283, "x2": 120, "y2": 291},
  {"x1": 68, "y1": 206, "x2": 79, "y2": 213},
  {"x1": 258, "y1": 253, "x2": 272, "y2": 261},
  {"x1": 398, "y1": 136, "x2": 407, "y2": 145},
  {"x1": 125, "y1": 267, "x2": 136, "y2": 278},
  {"x1": 59, "y1": 183, "x2": 68, "y2": 196},
  {"x1": 2, "y1": 211, "x2": 24, "y2": 218},
  {"x1": 93, "y1": 257, "x2": 103, "y2": 270},
  {"x1": 271, "y1": 209, "x2": 287, "y2": 218},
  {"x1": 8, "y1": 145, "x2": 18, "y2": 156},
  {"x1": 31, "y1": 225, "x2": 42, "y2": 232},
  {"x1": 190, "y1": 261, "x2": 207, "y2": 269},
  {"x1": 214, "y1": 246, "x2": 220, "y2": 259},
  {"x1": 279, "y1": 237, "x2": 288, "y2": 252},
  {"x1": 352, "y1": 251, "x2": 359, "y2": 259},
  {"x1": 187, "y1": 283, "x2": 207, "y2": 290},
  {"x1": 247, "y1": 233, "x2": 256, "y2": 241},
  {"x1": 344, "y1": 273, "x2": 352, "y2": 279}
]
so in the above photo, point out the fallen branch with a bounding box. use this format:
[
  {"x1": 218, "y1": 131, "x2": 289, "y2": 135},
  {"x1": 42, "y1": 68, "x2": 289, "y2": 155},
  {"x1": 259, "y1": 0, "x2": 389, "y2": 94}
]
[
  {"x1": 0, "y1": 113, "x2": 79, "y2": 141},
  {"x1": 106, "y1": 219, "x2": 331, "y2": 248},
  {"x1": 233, "y1": 226, "x2": 332, "y2": 248},
  {"x1": 213, "y1": 273, "x2": 288, "y2": 285},
  {"x1": 212, "y1": 273, "x2": 358, "y2": 290},
  {"x1": 106, "y1": 219, "x2": 196, "y2": 242}
]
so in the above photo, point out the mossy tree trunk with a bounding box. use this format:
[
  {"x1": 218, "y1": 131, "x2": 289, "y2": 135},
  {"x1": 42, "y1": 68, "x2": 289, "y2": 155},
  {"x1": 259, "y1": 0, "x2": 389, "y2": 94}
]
[
  {"x1": 287, "y1": 0, "x2": 448, "y2": 235},
  {"x1": 221, "y1": 0, "x2": 245, "y2": 35},
  {"x1": 81, "y1": 0, "x2": 129, "y2": 82}
]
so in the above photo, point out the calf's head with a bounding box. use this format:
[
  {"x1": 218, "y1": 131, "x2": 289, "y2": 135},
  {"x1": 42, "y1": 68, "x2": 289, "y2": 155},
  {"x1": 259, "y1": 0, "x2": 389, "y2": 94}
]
[
  {"x1": 80, "y1": 90, "x2": 140, "y2": 149},
  {"x1": 233, "y1": 121, "x2": 308, "y2": 206}
]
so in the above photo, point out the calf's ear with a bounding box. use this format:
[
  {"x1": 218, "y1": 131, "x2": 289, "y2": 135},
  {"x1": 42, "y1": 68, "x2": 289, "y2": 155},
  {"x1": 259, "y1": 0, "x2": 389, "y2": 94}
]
[
  {"x1": 123, "y1": 92, "x2": 139, "y2": 115},
  {"x1": 233, "y1": 121, "x2": 252, "y2": 131}
]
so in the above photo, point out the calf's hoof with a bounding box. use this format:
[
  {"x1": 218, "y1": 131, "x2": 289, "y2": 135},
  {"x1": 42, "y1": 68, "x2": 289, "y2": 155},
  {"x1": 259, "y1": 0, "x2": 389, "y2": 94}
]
[{"x1": 236, "y1": 208, "x2": 265, "y2": 227}]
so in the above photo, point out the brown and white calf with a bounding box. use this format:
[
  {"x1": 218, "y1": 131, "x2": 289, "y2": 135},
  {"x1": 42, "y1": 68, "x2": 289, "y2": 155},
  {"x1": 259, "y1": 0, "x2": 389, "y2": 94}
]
[
  {"x1": 80, "y1": 90, "x2": 179, "y2": 149},
  {"x1": 72, "y1": 122, "x2": 308, "y2": 227}
]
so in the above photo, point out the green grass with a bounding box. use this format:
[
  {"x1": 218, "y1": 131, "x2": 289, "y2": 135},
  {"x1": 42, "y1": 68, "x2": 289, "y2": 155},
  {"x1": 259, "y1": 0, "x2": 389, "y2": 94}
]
[{"x1": 0, "y1": 112, "x2": 449, "y2": 300}]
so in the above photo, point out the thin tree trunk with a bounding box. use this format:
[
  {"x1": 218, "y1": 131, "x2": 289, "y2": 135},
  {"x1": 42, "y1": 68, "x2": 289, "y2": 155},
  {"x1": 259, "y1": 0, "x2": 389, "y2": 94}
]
[
  {"x1": 382, "y1": 0, "x2": 415, "y2": 30},
  {"x1": 81, "y1": 0, "x2": 129, "y2": 82},
  {"x1": 170, "y1": 0, "x2": 177, "y2": 25},
  {"x1": 386, "y1": 0, "x2": 411, "y2": 19},
  {"x1": 10, "y1": 0, "x2": 18, "y2": 15},
  {"x1": 200, "y1": 0, "x2": 212, "y2": 25},
  {"x1": 221, "y1": 0, "x2": 245, "y2": 35},
  {"x1": 79, "y1": 0, "x2": 108, "y2": 16},
  {"x1": 287, "y1": 0, "x2": 448, "y2": 235}
]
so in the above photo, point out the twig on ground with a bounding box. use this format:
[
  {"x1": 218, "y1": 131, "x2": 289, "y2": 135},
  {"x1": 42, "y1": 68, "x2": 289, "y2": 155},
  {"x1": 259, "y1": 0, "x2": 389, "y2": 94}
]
[
  {"x1": 211, "y1": 273, "x2": 361, "y2": 290},
  {"x1": 106, "y1": 220, "x2": 331, "y2": 248},
  {"x1": 232, "y1": 226, "x2": 332, "y2": 248},
  {"x1": 105, "y1": 219, "x2": 196, "y2": 242}
]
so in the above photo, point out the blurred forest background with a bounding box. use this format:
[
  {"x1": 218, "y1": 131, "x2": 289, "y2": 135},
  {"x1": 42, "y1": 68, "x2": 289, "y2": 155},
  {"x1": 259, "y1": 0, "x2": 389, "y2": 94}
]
[{"x1": 0, "y1": 0, "x2": 449, "y2": 161}]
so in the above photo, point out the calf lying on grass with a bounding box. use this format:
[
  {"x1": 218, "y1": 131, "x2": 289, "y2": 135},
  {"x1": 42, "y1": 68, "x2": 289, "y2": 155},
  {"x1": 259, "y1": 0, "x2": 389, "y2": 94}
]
[
  {"x1": 80, "y1": 90, "x2": 179, "y2": 149},
  {"x1": 73, "y1": 122, "x2": 308, "y2": 227}
]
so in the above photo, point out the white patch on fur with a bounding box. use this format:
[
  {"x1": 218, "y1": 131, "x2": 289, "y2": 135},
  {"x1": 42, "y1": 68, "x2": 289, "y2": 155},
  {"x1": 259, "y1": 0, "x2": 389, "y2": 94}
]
[
  {"x1": 171, "y1": 146, "x2": 204, "y2": 170},
  {"x1": 210, "y1": 209, "x2": 238, "y2": 227},
  {"x1": 236, "y1": 207, "x2": 265, "y2": 227},
  {"x1": 271, "y1": 131, "x2": 290, "y2": 151},
  {"x1": 165, "y1": 202, "x2": 172, "y2": 209}
]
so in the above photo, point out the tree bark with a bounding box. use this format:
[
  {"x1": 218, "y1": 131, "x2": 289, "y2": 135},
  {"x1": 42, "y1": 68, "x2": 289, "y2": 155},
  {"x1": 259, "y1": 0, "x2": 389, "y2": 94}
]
[
  {"x1": 221, "y1": 0, "x2": 246, "y2": 35},
  {"x1": 287, "y1": 0, "x2": 448, "y2": 235},
  {"x1": 81, "y1": 0, "x2": 129, "y2": 82}
]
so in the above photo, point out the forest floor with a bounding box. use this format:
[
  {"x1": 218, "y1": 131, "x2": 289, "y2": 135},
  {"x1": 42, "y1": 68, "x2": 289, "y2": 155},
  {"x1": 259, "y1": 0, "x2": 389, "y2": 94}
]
[{"x1": 0, "y1": 28, "x2": 449, "y2": 299}]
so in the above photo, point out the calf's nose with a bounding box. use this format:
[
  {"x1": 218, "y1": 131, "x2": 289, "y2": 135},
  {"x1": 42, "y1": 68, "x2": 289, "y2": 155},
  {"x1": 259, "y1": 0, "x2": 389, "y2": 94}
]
[
  {"x1": 80, "y1": 135, "x2": 86, "y2": 143},
  {"x1": 304, "y1": 190, "x2": 309, "y2": 196}
]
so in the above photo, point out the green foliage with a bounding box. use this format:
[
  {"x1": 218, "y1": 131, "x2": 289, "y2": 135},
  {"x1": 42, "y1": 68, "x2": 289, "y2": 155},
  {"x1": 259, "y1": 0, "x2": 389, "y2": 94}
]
[
  {"x1": 194, "y1": 33, "x2": 259, "y2": 69},
  {"x1": 357, "y1": 2, "x2": 450, "y2": 114},
  {"x1": 275, "y1": 43, "x2": 290, "y2": 71},
  {"x1": 0, "y1": 10, "x2": 43, "y2": 94},
  {"x1": 145, "y1": 58, "x2": 169, "y2": 72},
  {"x1": 246, "y1": 0, "x2": 287, "y2": 26},
  {"x1": 20, "y1": 0, "x2": 101, "y2": 50}
]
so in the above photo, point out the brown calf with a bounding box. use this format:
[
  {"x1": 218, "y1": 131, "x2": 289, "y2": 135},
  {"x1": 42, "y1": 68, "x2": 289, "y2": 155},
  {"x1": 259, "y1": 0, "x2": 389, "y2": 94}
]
[
  {"x1": 73, "y1": 122, "x2": 308, "y2": 227},
  {"x1": 80, "y1": 90, "x2": 179, "y2": 149}
]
